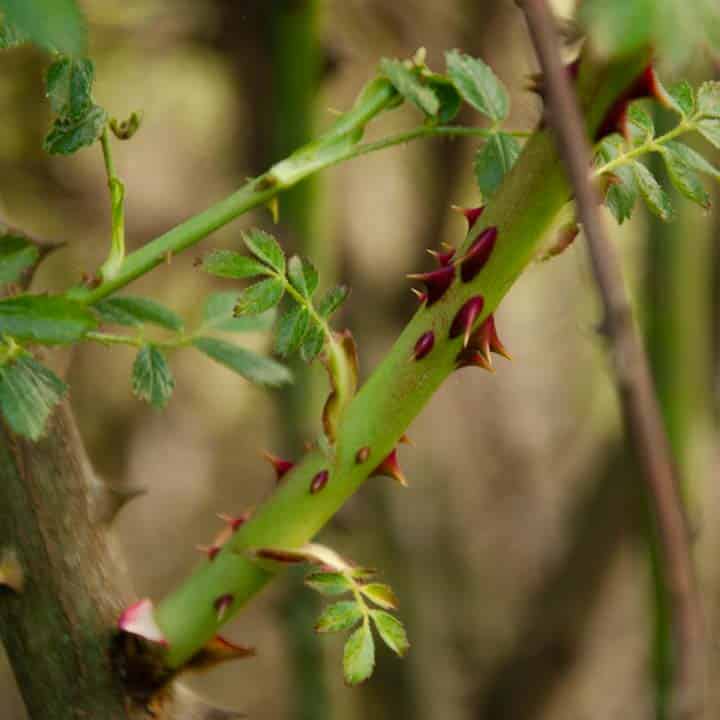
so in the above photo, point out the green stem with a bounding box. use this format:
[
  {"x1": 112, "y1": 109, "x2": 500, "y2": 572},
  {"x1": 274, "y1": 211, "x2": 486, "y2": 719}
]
[
  {"x1": 592, "y1": 120, "x2": 695, "y2": 176},
  {"x1": 154, "y1": 51, "x2": 651, "y2": 668},
  {"x1": 84, "y1": 330, "x2": 191, "y2": 350},
  {"x1": 98, "y1": 126, "x2": 126, "y2": 281},
  {"x1": 66, "y1": 112, "x2": 523, "y2": 306}
]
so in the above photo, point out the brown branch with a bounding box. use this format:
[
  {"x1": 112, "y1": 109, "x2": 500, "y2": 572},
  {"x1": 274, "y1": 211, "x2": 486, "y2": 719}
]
[{"x1": 518, "y1": 1, "x2": 705, "y2": 718}]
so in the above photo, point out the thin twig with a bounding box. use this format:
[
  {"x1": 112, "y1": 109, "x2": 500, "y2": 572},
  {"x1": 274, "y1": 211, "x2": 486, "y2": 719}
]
[{"x1": 518, "y1": 2, "x2": 704, "y2": 718}]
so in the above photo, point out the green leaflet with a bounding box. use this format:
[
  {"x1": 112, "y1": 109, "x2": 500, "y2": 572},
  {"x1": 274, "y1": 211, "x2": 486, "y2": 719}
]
[
  {"x1": 473, "y1": 132, "x2": 521, "y2": 198},
  {"x1": 0, "y1": 295, "x2": 97, "y2": 344},
  {"x1": 131, "y1": 345, "x2": 174, "y2": 409},
  {"x1": 200, "y1": 292, "x2": 276, "y2": 333},
  {"x1": 0, "y1": 235, "x2": 39, "y2": 285},
  {"x1": 287, "y1": 255, "x2": 318, "y2": 298},
  {"x1": 192, "y1": 336, "x2": 291, "y2": 387},
  {"x1": 445, "y1": 49, "x2": 508, "y2": 121},
  {"x1": 201, "y1": 250, "x2": 270, "y2": 280},
  {"x1": 343, "y1": 623, "x2": 375, "y2": 686},
  {"x1": 0, "y1": 0, "x2": 86, "y2": 56},
  {"x1": 95, "y1": 296, "x2": 183, "y2": 331},
  {"x1": 0, "y1": 352, "x2": 67, "y2": 440},
  {"x1": 633, "y1": 161, "x2": 673, "y2": 221},
  {"x1": 315, "y1": 601, "x2": 363, "y2": 633},
  {"x1": 370, "y1": 610, "x2": 409, "y2": 657},
  {"x1": 379, "y1": 58, "x2": 439, "y2": 117},
  {"x1": 242, "y1": 228, "x2": 285, "y2": 274}
]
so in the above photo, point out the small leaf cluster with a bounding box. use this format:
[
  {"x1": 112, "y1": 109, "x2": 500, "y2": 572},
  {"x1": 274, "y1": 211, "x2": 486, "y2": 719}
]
[
  {"x1": 379, "y1": 50, "x2": 520, "y2": 200},
  {"x1": 306, "y1": 567, "x2": 409, "y2": 686},
  {"x1": 595, "y1": 80, "x2": 720, "y2": 224},
  {"x1": 95, "y1": 292, "x2": 291, "y2": 410},
  {"x1": 0, "y1": 228, "x2": 290, "y2": 436},
  {"x1": 201, "y1": 228, "x2": 348, "y2": 363},
  {"x1": 43, "y1": 56, "x2": 107, "y2": 155}
]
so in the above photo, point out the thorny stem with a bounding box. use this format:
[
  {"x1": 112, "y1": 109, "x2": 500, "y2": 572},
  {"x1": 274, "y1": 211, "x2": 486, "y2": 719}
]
[
  {"x1": 153, "y1": 51, "x2": 652, "y2": 668},
  {"x1": 65, "y1": 86, "x2": 527, "y2": 307},
  {"x1": 98, "y1": 126, "x2": 126, "y2": 281},
  {"x1": 519, "y1": 1, "x2": 704, "y2": 718}
]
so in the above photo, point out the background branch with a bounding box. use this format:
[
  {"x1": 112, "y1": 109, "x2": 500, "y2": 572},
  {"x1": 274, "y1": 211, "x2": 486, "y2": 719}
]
[{"x1": 518, "y1": 2, "x2": 705, "y2": 717}]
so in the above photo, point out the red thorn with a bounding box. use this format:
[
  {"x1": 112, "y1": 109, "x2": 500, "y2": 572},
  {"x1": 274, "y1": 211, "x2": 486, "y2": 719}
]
[
  {"x1": 310, "y1": 470, "x2": 329, "y2": 495},
  {"x1": 412, "y1": 330, "x2": 435, "y2": 360},
  {"x1": 450, "y1": 296, "x2": 485, "y2": 347},
  {"x1": 411, "y1": 287, "x2": 428, "y2": 304},
  {"x1": 217, "y1": 510, "x2": 253, "y2": 531},
  {"x1": 460, "y1": 227, "x2": 497, "y2": 282},
  {"x1": 371, "y1": 448, "x2": 408, "y2": 487},
  {"x1": 356, "y1": 446, "x2": 371, "y2": 464},
  {"x1": 451, "y1": 204, "x2": 485, "y2": 229},
  {"x1": 214, "y1": 594, "x2": 234, "y2": 623},
  {"x1": 406, "y1": 264, "x2": 455, "y2": 306},
  {"x1": 486, "y1": 314, "x2": 511, "y2": 360},
  {"x1": 398, "y1": 433, "x2": 413, "y2": 446},
  {"x1": 456, "y1": 349, "x2": 495, "y2": 373},
  {"x1": 197, "y1": 544, "x2": 221, "y2": 562},
  {"x1": 261, "y1": 451, "x2": 294, "y2": 483},
  {"x1": 427, "y1": 247, "x2": 456, "y2": 267},
  {"x1": 457, "y1": 313, "x2": 510, "y2": 371}
]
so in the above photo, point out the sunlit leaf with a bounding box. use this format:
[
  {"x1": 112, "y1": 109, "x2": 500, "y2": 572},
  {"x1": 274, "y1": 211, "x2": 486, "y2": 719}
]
[
  {"x1": 697, "y1": 81, "x2": 720, "y2": 118},
  {"x1": 360, "y1": 583, "x2": 399, "y2": 610},
  {"x1": 305, "y1": 572, "x2": 353, "y2": 597},
  {"x1": 343, "y1": 622, "x2": 375, "y2": 686},
  {"x1": 370, "y1": 611, "x2": 409, "y2": 657},
  {"x1": 445, "y1": 50, "x2": 508, "y2": 121},
  {"x1": 315, "y1": 601, "x2": 363, "y2": 633},
  {"x1": 379, "y1": 58, "x2": 439, "y2": 117}
]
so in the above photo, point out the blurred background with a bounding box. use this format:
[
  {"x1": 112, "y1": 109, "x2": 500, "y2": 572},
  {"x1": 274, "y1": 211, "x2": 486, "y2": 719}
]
[{"x1": 1, "y1": 0, "x2": 719, "y2": 718}]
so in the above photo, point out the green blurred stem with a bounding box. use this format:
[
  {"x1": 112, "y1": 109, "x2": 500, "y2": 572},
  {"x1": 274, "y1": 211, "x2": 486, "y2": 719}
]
[
  {"x1": 153, "y1": 52, "x2": 651, "y2": 668},
  {"x1": 65, "y1": 111, "x2": 522, "y2": 306},
  {"x1": 97, "y1": 126, "x2": 126, "y2": 281},
  {"x1": 270, "y1": 2, "x2": 329, "y2": 718},
  {"x1": 644, "y1": 162, "x2": 715, "y2": 719}
]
